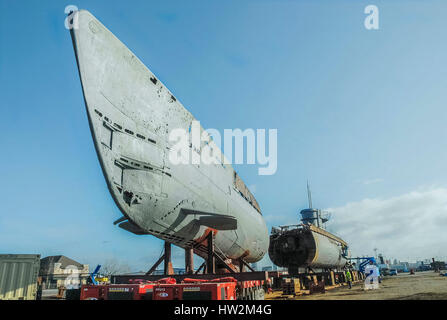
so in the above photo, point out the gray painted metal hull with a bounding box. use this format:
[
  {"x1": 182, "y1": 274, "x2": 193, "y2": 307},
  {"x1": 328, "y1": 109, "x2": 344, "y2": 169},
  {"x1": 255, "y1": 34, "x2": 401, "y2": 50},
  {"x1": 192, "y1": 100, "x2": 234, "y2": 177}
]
[{"x1": 70, "y1": 10, "x2": 268, "y2": 263}]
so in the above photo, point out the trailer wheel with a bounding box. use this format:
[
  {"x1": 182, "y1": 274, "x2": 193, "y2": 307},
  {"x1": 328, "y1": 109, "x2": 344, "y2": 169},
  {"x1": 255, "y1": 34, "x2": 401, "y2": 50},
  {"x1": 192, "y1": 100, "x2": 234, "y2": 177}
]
[
  {"x1": 249, "y1": 287, "x2": 255, "y2": 300},
  {"x1": 255, "y1": 287, "x2": 265, "y2": 300}
]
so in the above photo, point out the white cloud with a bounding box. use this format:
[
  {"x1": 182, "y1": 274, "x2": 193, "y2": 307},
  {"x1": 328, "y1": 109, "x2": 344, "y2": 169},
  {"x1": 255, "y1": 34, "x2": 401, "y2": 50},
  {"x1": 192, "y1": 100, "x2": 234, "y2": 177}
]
[{"x1": 325, "y1": 188, "x2": 447, "y2": 262}]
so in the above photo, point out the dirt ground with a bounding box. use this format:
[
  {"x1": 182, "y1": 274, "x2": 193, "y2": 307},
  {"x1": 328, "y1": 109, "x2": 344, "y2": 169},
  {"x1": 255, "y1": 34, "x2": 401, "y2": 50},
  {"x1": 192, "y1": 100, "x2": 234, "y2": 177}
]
[{"x1": 267, "y1": 271, "x2": 447, "y2": 300}]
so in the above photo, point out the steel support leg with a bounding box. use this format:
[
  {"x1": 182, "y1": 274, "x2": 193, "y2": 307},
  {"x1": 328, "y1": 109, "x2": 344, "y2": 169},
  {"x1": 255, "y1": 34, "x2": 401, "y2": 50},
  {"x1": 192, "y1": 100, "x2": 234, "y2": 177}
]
[
  {"x1": 146, "y1": 254, "x2": 165, "y2": 275},
  {"x1": 206, "y1": 232, "x2": 215, "y2": 274},
  {"x1": 164, "y1": 241, "x2": 174, "y2": 275},
  {"x1": 185, "y1": 248, "x2": 194, "y2": 274}
]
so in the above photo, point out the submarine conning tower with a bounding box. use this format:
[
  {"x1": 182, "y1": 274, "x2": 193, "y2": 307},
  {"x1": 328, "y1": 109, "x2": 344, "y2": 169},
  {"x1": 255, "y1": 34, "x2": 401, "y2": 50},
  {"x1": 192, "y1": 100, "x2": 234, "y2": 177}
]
[
  {"x1": 301, "y1": 208, "x2": 320, "y2": 226},
  {"x1": 300, "y1": 182, "x2": 329, "y2": 228},
  {"x1": 300, "y1": 208, "x2": 330, "y2": 228}
]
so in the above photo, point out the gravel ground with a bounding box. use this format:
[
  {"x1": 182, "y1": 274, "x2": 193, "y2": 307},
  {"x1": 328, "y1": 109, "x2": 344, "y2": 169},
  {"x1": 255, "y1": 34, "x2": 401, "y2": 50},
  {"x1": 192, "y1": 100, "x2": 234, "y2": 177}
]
[{"x1": 267, "y1": 271, "x2": 447, "y2": 300}]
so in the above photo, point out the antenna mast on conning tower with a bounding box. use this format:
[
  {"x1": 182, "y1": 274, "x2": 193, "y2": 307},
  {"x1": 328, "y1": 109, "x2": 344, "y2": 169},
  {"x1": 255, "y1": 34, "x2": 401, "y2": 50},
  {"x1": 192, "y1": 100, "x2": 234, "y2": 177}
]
[{"x1": 307, "y1": 180, "x2": 313, "y2": 209}]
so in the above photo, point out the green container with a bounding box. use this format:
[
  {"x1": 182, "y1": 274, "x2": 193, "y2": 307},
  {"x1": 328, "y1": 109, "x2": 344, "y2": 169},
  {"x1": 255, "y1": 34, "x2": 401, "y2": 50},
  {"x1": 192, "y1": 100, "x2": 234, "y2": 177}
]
[{"x1": 0, "y1": 254, "x2": 41, "y2": 300}]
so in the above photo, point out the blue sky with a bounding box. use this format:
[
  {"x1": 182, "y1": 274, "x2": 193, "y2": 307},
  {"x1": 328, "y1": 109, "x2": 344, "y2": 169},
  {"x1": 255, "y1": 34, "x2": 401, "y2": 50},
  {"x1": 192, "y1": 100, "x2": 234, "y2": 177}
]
[{"x1": 1, "y1": 0, "x2": 447, "y2": 271}]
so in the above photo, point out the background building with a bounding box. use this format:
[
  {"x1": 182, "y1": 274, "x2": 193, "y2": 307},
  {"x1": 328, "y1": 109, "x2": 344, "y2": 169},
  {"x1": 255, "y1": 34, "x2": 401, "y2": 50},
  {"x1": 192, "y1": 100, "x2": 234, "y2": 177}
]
[{"x1": 39, "y1": 255, "x2": 89, "y2": 289}]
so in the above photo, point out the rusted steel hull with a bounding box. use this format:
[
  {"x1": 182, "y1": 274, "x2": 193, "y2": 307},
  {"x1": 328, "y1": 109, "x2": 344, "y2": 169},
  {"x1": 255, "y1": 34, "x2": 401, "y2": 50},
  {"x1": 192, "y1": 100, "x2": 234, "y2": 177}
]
[{"x1": 269, "y1": 225, "x2": 348, "y2": 273}]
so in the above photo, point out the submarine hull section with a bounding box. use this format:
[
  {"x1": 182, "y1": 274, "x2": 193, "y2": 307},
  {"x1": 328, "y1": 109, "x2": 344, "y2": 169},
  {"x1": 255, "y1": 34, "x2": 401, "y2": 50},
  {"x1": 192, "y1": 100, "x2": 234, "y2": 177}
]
[
  {"x1": 269, "y1": 225, "x2": 348, "y2": 272},
  {"x1": 69, "y1": 10, "x2": 268, "y2": 263}
]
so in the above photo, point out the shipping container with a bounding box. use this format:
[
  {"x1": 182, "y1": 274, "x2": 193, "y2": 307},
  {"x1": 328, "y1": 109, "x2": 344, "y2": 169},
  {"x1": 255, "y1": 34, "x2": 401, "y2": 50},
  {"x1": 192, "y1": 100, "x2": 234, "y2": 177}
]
[{"x1": 0, "y1": 254, "x2": 41, "y2": 300}]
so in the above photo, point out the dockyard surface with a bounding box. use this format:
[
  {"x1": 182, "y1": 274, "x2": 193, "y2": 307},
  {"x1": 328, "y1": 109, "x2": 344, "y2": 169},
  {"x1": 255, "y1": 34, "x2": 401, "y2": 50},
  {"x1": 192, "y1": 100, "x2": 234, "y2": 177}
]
[{"x1": 266, "y1": 271, "x2": 447, "y2": 300}]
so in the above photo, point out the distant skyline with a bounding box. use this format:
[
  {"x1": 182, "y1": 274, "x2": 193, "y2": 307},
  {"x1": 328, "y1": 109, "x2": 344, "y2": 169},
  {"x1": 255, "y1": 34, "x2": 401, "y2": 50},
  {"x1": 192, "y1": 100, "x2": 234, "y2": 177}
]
[{"x1": 1, "y1": 0, "x2": 447, "y2": 271}]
